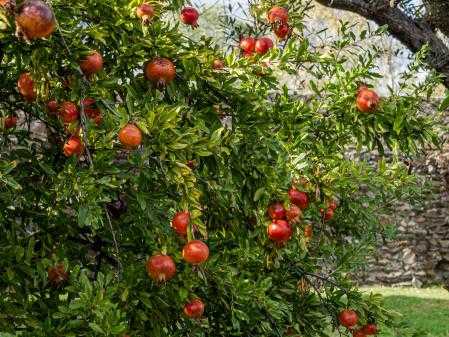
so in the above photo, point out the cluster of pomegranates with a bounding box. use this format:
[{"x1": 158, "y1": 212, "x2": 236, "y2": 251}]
[
  {"x1": 136, "y1": 3, "x2": 200, "y2": 29},
  {"x1": 266, "y1": 186, "x2": 309, "y2": 244},
  {"x1": 145, "y1": 210, "x2": 208, "y2": 319},
  {"x1": 239, "y1": 6, "x2": 290, "y2": 58},
  {"x1": 339, "y1": 309, "x2": 378, "y2": 336}
]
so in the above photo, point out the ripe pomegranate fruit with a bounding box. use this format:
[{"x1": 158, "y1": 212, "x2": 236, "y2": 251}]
[
  {"x1": 171, "y1": 211, "x2": 190, "y2": 236},
  {"x1": 267, "y1": 219, "x2": 292, "y2": 243},
  {"x1": 255, "y1": 37, "x2": 274, "y2": 55},
  {"x1": 106, "y1": 197, "x2": 128, "y2": 219},
  {"x1": 136, "y1": 3, "x2": 154, "y2": 24},
  {"x1": 267, "y1": 201, "x2": 286, "y2": 220},
  {"x1": 274, "y1": 23, "x2": 291, "y2": 40},
  {"x1": 361, "y1": 323, "x2": 378, "y2": 335},
  {"x1": 47, "y1": 100, "x2": 58, "y2": 115},
  {"x1": 63, "y1": 135, "x2": 84, "y2": 157},
  {"x1": 80, "y1": 51, "x2": 103, "y2": 77},
  {"x1": 180, "y1": 7, "x2": 199, "y2": 28},
  {"x1": 288, "y1": 188, "x2": 309, "y2": 209},
  {"x1": 15, "y1": 0, "x2": 55, "y2": 40},
  {"x1": 47, "y1": 263, "x2": 69, "y2": 287},
  {"x1": 338, "y1": 309, "x2": 359, "y2": 328},
  {"x1": 304, "y1": 224, "x2": 313, "y2": 238},
  {"x1": 81, "y1": 98, "x2": 102, "y2": 125},
  {"x1": 183, "y1": 298, "x2": 205, "y2": 319},
  {"x1": 146, "y1": 254, "x2": 176, "y2": 282},
  {"x1": 4, "y1": 115, "x2": 17, "y2": 129},
  {"x1": 286, "y1": 204, "x2": 301, "y2": 224},
  {"x1": 352, "y1": 331, "x2": 367, "y2": 337},
  {"x1": 356, "y1": 85, "x2": 380, "y2": 113},
  {"x1": 59, "y1": 101, "x2": 79, "y2": 124},
  {"x1": 145, "y1": 58, "x2": 176, "y2": 86},
  {"x1": 118, "y1": 124, "x2": 142, "y2": 149},
  {"x1": 182, "y1": 240, "x2": 209, "y2": 265},
  {"x1": 267, "y1": 6, "x2": 288, "y2": 24},
  {"x1": 17, "y1": 72, "x2": 36, "y2": 102},
  {"x1": 212, "y1": 59, "x2": 225, "y2": 70},
  {"x1": 321, "y1": 207, "x2": 334, "y2": 221},
  {"x1": 240, "y1": 37, "x2": 256, "y2": 53}
]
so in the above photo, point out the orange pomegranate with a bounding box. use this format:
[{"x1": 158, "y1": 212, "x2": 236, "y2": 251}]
[
  {"x1": 80, "y1": 51, "x2": 104, "y2": 77},
  {"x1": 267, "y1": 6, "x2": 288, "y2": 24},
  {"x1": 17, "y1": 72, "x2": 36, "y2": 102},
  {"x1": 145, "y1": 58, "x2": 176, "y2": 86},
  {"x1": 15, "y1": 0, "x2": 56, "y2": 40},
  {"x1": 356, "y1": 85, "x2": 380, "y2": 113},
  {"x1": 182, "y1": 240, "x2": 209, "y2": 265},
  {"x1": 136, "y1": 3, "x2": 155, "y2": 23},
  {"x1": 118, "y1": 124, "x2": 142, "y2": 149},
  {"x1": 146, "y1": 254, "x2": 176, "y2": 282},
  {"x1": 59, "y1": 101, "x2": 79, "y2": 124},
  {"x1": 63, "y1": 135, "x2": 84, "y2": 157},
  {"x1": 183, "y1": 298, "x2": 205, "y2": 318}
]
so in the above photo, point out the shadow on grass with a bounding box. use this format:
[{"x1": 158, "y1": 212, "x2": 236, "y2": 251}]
[{"x1": 378, "y1": 295, "x2": 449, "y2": 337}]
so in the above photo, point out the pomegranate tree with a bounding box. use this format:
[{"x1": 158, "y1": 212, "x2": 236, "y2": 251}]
[{"x1": 0, "y1": 0, "x2": 440, "y2": 336}]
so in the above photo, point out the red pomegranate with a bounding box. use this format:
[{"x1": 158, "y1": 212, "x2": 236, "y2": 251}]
[
  {"x1": 17, "y1": 72, "x2": 36, "y2": 102},
  {"x1": 267, "y1": 201, "x2": 286, "y2": 220},
  {"x1": 81, "y1": 98, "x2": 102, "y2": 125},
  {"x1": 361, "y1": 324, "x2": 378, "y2": 335},
  {"x1": 171, "y1": 211, "x2": 190, "y2": 236},
  {"x1": 182, "y1": 240, "x2": 209, "y2": 265},
  {"x1": 286, "y1": 204, "x2": 302, "y2": 224},
  {"x1": 274, "y1": 23, "x2": 291, "y2": 40},
  {"x1": 146, "y1": 254, "x2": 176, "y2": 282},
  {"x1": 338, "y1": 309, "x2": 359, "y2": 328},
  {"x1": 212, "y1": 59, "x2": 225, "y2": 70},
  {"x1": 145, "y1": 58, "x2": 176, "y2": 86},
  {"x1": 352, "y1": 331, "x2": 367, "y2": 337},
  {"x1": 47, "y1": 100, "x2": 58, "y2": 115},
  {"x1": 255, "y1": 37, "x2": 274, "y2": 55},
  {"x1": 288, "y1": 188, "x2": 309, "y2": 209},
  {"x1": 356, "y1": 85, "x2": 380, "y2": 113},
  {"x1": 80, "y1": 51, "x2": 103, "y2": 77},
  {"x1": 267, "y1": 6, "x2": 288, "y2": 24},
  {"x1": 240, "y1": 37, "x2": 256, "y2": 53},
  {"x1": 321, "y1": 207, "x2": 334, "y2": 221},
  {"x1": 15, "y1": 0, "x2": 55, "y2": 40},
  {"x1": 136, "y1": 3, "x2": 155, "y2": 23},
  {"x1": 47, "y1": 263, "x2": 69, "y2": 287},
  {"x1": 4, "y1": 115, "x2": 17, "y2": 129},
  {"x1": 63, "y1": 135, "x2": 84, "y2": 157},
  {"x1": 304, "y1": 224, "x2": 313, "y2": 238},
  {"x1": 118, "y1": 124, "x2": 142, "y2": 149},
  {"x1": 180, "y1": 7, "x2": 199, "y2": 28},
  {"x1": 267, "y1": 219, "x2": 292, "y2": 243},
  {"x1": 183, "y1": 298, "x2": 205, "y2": 319},
  {"x1": 59, "y1": 101, "x2": 79, "y2": 124}
]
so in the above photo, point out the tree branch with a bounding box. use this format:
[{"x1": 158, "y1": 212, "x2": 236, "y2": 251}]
[{"x1": 315, "y1": 0, "x2": 449, "y2": 87}]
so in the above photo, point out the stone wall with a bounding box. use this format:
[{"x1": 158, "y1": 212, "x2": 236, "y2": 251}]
[{"x1": 359, "y1": 118, "x2": 449, "y2": 287}]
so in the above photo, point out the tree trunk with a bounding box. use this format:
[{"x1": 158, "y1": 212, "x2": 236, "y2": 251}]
[{"x1": 315, "y1": 0, "x2": 449, "y2": 88}]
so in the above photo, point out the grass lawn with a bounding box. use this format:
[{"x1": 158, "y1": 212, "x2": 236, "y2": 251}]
[{"x1": 362, "y1": 287, "x2": 449, "y2": 337}]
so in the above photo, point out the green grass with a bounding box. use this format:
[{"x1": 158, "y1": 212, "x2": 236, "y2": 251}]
[{"x1": 362, "y1": 287, "x2": 449, "y2": 337}]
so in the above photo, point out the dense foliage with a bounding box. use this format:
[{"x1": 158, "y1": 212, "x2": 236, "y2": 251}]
[{"x1": 0, "y1": 0, "x2": 441, "y2": 336}]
